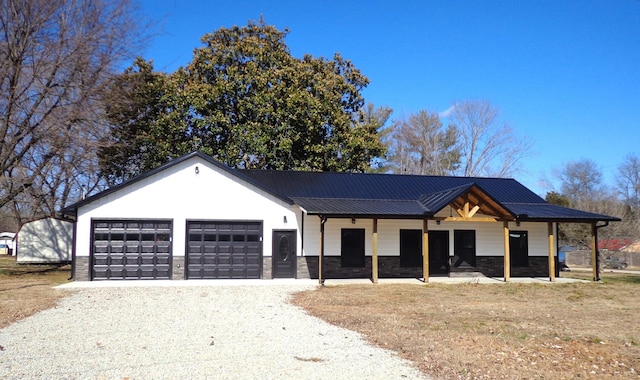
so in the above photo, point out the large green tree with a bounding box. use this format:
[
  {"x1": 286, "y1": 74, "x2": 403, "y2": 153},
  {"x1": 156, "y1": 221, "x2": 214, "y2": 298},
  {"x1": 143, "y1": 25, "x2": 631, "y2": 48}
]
[
  {"x1": 102, "y1": 19, "x2": 385, "y2": 181},
  {"x1": 99, "y1": 59, "x2": 198, "y2": 183}
]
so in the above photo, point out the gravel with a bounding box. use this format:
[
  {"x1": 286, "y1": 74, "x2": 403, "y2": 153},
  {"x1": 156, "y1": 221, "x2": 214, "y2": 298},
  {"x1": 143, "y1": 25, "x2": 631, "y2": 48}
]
[{"x1": 0, "y1": 283, "x2": 429, "y2": 379}]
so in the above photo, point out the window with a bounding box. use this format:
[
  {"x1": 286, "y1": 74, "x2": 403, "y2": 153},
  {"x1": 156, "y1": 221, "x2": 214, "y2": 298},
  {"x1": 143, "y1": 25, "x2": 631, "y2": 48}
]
[
  {"x1": 509, "y1": 231, "x2": 529, "y2": 267},
  {"x1": 341, "y1": 229, "x2": 365, "y2": 267},
  {"x1": 400, "y1": 230, "x2": 422, "y2": 267}
]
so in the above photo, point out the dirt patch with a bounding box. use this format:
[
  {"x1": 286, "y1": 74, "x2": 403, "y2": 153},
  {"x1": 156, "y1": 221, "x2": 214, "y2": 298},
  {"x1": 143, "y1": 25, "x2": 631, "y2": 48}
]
[
  {"x1": 0, "y1": 255, "x2": 73, "y2": 328},
  {"x1": 291, "y1": 274, "x2": 640, "y2": 379}
]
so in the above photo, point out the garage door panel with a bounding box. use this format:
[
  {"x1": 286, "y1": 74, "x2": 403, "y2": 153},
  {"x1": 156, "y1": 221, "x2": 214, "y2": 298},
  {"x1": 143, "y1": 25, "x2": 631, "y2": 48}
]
[
  {"x1": 231, "y1": 256, "x2": 246, "y2": 264},
  {"x1": 140, "y1": 256, "x2": 155, "y2": 265},
  {"x1": 141, "y1": 245, "x2": 155, "y2": 253},
  {"x1": 186, "y1": 221, "x2": 262, "y2": 279},
  {"x1": 109, "y1": 256, "x2": 125, "y2": 266},
  {"x1": 93, "y1": 267, "x2": 109, "y2": 278},
  {"x1": 93, "y1": 256, "x2": 109, "y2": 266},
  {"x1": 201, "y1": 269, "x2": 216, "y2": 278},
  {"x1": 216, "y1": 268, "x2": 232, "y2": 278},
  {"x1": 92, "y1": 220, "x2": 172, "y2": 280},
  {"x1": 217, "y1": 244, "x2": 232, "y2": 254},
  {"x1": 187, "y1": 257, "x2": 201, "y2": 266},
  {"x1": 217, "y1": 255, "x2": 232, "y2": 265},
  {"x1": 246, "y1": 256, "x2": 261, "y2": 265},
  {"x1": 246, "y1": 268, "x2": 260, "y2": 278}
]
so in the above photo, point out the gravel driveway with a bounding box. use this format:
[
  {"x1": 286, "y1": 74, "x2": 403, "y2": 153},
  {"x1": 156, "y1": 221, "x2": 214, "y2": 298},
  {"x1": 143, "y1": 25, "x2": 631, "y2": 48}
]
[{"x1": 0, "y1": 283, "x2": 428, "y2": 379}]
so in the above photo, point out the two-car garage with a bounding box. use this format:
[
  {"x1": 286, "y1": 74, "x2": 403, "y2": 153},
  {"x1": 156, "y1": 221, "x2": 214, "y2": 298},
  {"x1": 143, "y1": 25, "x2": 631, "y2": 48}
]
[{"x1": 91, "y1": 220, "x2": 263, "y2": 280}]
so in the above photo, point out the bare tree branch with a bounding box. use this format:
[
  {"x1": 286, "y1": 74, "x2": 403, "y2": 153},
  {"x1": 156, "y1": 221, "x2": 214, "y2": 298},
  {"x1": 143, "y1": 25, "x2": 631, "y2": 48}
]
[
  {"x1": 449, "y1": 99, "x2": 533, "y2": 178},
  {"x1": 0, "y1": 0, "x2": 146, "y2": 223}
]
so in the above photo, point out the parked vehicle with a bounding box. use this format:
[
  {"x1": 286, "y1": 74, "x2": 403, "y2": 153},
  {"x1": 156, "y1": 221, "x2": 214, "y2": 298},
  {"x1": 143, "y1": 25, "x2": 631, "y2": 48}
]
[{"x1": 603, "y1": 256, "x2": 628, "y2": 270}]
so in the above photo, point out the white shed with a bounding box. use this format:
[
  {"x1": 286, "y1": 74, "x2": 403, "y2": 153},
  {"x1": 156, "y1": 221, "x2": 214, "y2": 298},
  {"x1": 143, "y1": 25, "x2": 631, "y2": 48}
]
[
  {"x1": 16, "y1": 218, "x2": 73, "y2": 263},
  {"x1": 0, "y1": 232, "x2": 16, "y2": 255}
]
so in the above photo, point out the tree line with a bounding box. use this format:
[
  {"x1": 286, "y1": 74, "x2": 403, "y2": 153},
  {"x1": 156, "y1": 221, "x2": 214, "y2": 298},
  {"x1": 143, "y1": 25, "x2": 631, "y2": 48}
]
[
  {"x1": 547, "y1": 156, "x2": 640, "y2": 246},
  {"x1": 1, "y1": 1, "x2": 637, "y2": 247}
]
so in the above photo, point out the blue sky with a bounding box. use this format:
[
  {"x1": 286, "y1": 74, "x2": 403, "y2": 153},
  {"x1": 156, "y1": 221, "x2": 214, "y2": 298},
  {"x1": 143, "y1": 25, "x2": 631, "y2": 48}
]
[{"x1": 137, "y1": 0, "x2": 640, "y2": 196}]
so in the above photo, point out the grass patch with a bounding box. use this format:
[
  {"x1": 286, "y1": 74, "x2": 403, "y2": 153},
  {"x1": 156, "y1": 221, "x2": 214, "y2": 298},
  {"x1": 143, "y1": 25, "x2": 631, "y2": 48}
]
[
  {"x1": 0, "y1": 255, "x2": 73, "y2": 328},
  {"x1": 292, "y1": 272, "x2": 640, "y2": 379}
]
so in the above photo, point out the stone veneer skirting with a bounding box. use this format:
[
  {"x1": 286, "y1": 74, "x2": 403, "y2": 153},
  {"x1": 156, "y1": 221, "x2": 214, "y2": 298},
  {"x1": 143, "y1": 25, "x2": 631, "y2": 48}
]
[
  {"x1": 73, "y1": 256, "x2": 90, "y2": 281},
  {"x1": 295, "y1": 256, "x2": 550, "y2": 279},
  {"x1": 73, "y1": 255, "x2": 550, "y2": 281},
  {"x1": 172, "y1": 256, "x2": 185, "y2": 280}
]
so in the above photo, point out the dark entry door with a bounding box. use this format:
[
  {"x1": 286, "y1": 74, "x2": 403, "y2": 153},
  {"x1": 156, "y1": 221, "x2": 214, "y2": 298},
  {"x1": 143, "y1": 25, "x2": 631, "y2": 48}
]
[
  {"x1": 272, "y1": 230, "x2": 296, "y2": 278},
  {"x1": 429, "y1": 231, "x2": 450, "y2": 275},
  {"x1": 453, "y1": 230, "x2": 476, "y2": 268},
  {"x1": 400, "y1": 229, "x2": 422, "y2": 268}
]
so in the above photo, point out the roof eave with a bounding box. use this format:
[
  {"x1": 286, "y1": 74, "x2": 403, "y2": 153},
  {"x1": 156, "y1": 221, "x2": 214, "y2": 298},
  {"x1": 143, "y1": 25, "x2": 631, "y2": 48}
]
[
  {"x1": 63, "y1": 151, "x2": 295, "y2": 213},
  {"x1": 304, "y1": 212, "x2": 435, "y2": 219}
]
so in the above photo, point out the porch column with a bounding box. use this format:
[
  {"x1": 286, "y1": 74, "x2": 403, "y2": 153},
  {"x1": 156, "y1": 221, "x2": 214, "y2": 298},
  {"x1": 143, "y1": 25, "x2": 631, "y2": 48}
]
[
  {"x1": 319, "y1": 216, "x2": 326, "y2": 285},
  {"x1": 548, "y1": 222, "x2": 556, "y2": 282},
  {"x1": 423, "y1": 219, "x2": 429, "y2": 283},
  {"x1": 591, "y1": 223, "x2": 600, "y2": 281},
  {"x1": 503, "y1": 221, "x2": 510, "y2": 282},
  {"x1": 372, "y1": 218, "x2": 379, "y2": 284}
]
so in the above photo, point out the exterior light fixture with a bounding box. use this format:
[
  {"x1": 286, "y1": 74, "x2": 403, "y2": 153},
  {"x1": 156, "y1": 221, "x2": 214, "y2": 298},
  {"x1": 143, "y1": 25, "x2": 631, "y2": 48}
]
[
  {"x1": 436, "y1": 220, "x2": 441, "y2": 225},
  {"x1": 195, "y1": 166, "x2": 199, "y2": 174},
  {"x1": 283, "y1": 215, "x2": 287, "y2": 224},
  {"x1": 351, "y1": 218, "x2": 356, "y2": 224}
]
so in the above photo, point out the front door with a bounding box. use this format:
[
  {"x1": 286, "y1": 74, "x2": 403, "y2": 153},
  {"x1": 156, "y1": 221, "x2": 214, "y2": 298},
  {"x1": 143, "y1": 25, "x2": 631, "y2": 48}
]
[
  {"x1": 429, "y1": 231, "x2": 450, "y2": 275},
  {"x1": 272, "y1": 230, "x2": 296, "y2": 278},
  {"x1": 453, "y1": 230, "x2": 476, "y2": 268}
]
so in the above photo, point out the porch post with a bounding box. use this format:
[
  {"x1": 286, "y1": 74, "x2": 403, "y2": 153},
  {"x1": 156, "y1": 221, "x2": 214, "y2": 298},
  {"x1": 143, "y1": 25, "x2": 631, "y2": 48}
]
[
  {"x1": 423, "y1": 219, "x2": 429, "y2": 283},
  {"x1": 319, "y1": 216, "x2": 326, "y2": 285},
  {"x1": 503, "y1": 221, "x2": 510, "y2": 282},
  {"x1": 548, "y1": 222, "x2": 556, "y2": 282},
  {"x1": 591, "y1": 223, "x2": 600, "y2": 281},
  {"x1": 372, "y1": 218, "x2": 379, "y2": 284}
]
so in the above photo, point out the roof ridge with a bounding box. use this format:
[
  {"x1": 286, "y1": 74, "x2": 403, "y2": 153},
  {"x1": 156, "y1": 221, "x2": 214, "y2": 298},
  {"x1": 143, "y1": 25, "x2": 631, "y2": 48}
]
[{"x1": 292, "y1": 196, "x2": 425, "y2": 202}]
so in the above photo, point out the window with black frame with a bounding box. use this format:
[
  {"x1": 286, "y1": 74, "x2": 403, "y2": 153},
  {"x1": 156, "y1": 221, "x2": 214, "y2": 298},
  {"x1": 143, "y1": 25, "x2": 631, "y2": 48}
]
[
  {"x1": 509, "y1": 231, "x2": 529, "y2": 267},
  {"x1": 341, "y1": 228, "x2": 365, "y2": 267}
]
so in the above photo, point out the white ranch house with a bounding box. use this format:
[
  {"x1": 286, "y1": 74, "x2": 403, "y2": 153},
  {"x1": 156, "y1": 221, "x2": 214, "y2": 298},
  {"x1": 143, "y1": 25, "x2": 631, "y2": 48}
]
[{"x1": 63, "y1": 152, "x2": 618, "y2": 282}]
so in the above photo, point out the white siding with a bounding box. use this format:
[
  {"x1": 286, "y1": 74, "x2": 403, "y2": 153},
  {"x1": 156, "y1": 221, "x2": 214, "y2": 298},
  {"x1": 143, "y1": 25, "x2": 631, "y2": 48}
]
[
  {"x1": 301, "y1": 216, "x2": 554, "y2": 258},
  {"x1": 75, "y1": 156, "x2": 300, "y2": 259},
  {"x1": 17, "y1": 218, "x2": 73, "y2": 263}
]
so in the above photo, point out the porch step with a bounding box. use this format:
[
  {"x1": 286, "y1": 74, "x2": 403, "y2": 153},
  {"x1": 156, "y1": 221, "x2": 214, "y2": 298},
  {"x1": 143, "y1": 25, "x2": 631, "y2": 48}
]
[{"x1": 449, "y1": 271, "x2": 485, "y2": 278}]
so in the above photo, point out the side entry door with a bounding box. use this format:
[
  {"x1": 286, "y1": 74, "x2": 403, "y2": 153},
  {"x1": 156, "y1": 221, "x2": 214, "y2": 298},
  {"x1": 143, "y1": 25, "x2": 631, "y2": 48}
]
[{"x1": 272, "y1": 230, "x2": 297, "y2": 278}]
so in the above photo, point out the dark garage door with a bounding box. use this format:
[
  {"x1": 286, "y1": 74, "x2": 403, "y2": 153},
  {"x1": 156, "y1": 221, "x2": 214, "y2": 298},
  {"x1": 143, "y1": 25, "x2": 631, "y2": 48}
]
[
  {"x1": 187, "y1": 221, "x2": 262, "y2": 279},
  {"x1": 92, "y1": 220, "x2": 172, "y2": 280}
]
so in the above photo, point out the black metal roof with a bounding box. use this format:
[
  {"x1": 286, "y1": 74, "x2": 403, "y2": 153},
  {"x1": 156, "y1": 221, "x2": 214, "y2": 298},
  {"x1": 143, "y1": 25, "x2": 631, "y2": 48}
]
[
  {"x1": 63, "y1": 151, "x2": 620, "y2": 223},
  {"x1": 239, "y1": 169, "x2": 620, "y2": 222},
  {"x1": 291, "y1": 197, "x2": 429, "y2": 217}
]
